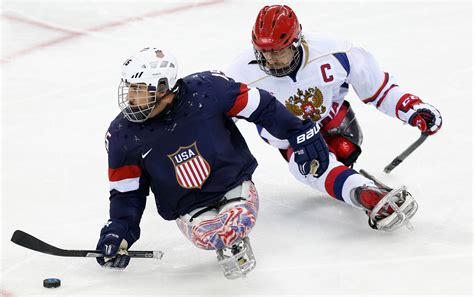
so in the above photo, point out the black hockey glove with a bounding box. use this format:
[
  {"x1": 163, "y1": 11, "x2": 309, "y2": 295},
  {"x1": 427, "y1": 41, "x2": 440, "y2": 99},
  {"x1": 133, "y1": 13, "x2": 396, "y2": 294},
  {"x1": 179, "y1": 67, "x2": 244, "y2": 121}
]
[
  {"x1": 289, "y1": 120, "x2": 330, "y2": 177},
  {"x1": 96, "y1": 219, "x2": 131, "y2": 269}
]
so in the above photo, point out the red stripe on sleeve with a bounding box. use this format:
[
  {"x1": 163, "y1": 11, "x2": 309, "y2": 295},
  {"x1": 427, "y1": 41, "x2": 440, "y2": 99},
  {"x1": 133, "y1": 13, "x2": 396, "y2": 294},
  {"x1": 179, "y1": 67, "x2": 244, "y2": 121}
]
[
  {"x1": 108, "y1": 165, "x2": 141, "y2": 182},
  {"x1": 324, "y1": 165, "x2": 347, "y2": 199},
  {"x1": 375, "y1": 84, "x2": 398, "y2": 108},
  {"x1": 227, "y1": 83, "x2": 249, "y2": 117},
  {"x1": 363, "y1": 72, "x2": 389, "y2": 104}
]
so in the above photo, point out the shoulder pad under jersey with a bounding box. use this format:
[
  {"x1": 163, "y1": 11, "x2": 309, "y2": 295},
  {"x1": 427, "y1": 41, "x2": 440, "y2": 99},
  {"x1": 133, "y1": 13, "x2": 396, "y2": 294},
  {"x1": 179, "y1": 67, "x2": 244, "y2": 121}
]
[
  {"x1": 226, "y1": 49, "x2": 266, "y2": 86},
  {"x1": 303, "y1": 32, "x2": 352, "y2": 60}
]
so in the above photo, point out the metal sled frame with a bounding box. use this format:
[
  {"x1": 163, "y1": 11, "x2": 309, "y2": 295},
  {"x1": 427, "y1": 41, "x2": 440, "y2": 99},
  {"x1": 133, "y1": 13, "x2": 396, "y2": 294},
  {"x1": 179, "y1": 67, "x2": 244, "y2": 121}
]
[
  {"x1": 359, "y1": 170, "x2": 419, "y2": 232},
  {"x1": 369, "y1": 186, "x2": 418, "y2": 232},
  {"x1": 216, "y1": 237, "x2": 256, "y2": 279}
]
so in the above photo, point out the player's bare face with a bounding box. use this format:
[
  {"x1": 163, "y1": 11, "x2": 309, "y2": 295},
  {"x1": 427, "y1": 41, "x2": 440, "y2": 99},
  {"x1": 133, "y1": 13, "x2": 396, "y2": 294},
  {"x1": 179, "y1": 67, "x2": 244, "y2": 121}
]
[{"x1": 262, "y1": 46, "x2": 294, "y2": 69}]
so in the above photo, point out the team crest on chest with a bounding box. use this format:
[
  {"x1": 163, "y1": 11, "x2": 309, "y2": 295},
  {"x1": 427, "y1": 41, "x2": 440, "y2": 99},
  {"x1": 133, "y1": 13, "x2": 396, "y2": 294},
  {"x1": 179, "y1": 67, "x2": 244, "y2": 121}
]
[
  {"x1": 285, "y1": 87, "x2": 326, "y2": 121},
  {"x1": 168, "y1": 142, "x2": 211, "y2": 189}
]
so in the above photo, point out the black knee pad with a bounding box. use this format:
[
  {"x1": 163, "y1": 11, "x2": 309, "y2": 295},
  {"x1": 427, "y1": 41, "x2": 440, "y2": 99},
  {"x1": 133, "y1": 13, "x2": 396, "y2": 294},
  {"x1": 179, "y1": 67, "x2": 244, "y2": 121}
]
[{"x1": 322, "y1": 101, "x2": 363, "y2": 167}]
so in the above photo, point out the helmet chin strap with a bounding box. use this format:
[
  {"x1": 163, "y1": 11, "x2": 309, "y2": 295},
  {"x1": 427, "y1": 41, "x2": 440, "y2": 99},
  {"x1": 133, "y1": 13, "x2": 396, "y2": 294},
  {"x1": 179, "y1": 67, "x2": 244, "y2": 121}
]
[
  {"x1": 153, "y1": 79, "x2": 181, "y2": 106},
  {"x1": 149, "y1": 80, "x2": 183, "y2": 120}
]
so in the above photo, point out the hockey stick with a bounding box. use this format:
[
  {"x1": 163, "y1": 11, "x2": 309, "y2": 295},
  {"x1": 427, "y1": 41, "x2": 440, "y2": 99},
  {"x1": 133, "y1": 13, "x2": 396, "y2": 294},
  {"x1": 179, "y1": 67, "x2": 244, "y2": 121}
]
[
  {"x1": 359, "y1": 169, "x2": 392, "y2": 191},
  {"x1": 11, "y1": 230, "x2": 163, "y2": 259},
  {"x1": 383, "y1": 132, "x2": 429, "y2": 173}
]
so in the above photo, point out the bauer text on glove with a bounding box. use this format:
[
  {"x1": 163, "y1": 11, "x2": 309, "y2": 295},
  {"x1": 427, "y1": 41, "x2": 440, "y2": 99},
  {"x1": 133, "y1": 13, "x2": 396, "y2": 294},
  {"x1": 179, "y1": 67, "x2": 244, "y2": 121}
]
[{"x1": 289, "y1": 121, "x2": 330, "y2": 177}]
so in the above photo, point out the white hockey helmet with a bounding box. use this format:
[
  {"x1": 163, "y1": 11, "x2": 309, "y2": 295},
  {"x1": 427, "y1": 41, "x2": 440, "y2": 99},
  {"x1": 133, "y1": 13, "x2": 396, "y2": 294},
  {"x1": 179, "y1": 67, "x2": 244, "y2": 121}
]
[{"x1": 118, "y1": 47, "x2": 178, "y2": 122}]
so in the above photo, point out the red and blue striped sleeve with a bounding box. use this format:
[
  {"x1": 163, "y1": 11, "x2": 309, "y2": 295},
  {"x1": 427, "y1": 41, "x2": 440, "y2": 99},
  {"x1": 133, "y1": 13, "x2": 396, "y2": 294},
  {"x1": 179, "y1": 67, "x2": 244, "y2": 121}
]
[
  {"x1": 208, "y1": 72, "x2": 305, "y2": 139},
  {"x1": 105, "y1": 126, "x2": 150, "y2": 246}
]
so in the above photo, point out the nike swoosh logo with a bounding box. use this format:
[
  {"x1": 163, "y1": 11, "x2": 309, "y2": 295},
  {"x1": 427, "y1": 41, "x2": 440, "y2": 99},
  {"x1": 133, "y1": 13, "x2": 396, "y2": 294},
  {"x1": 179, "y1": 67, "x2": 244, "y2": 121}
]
[{"x1": 141, "y1": 148, "x2": 153, "y2": 159}]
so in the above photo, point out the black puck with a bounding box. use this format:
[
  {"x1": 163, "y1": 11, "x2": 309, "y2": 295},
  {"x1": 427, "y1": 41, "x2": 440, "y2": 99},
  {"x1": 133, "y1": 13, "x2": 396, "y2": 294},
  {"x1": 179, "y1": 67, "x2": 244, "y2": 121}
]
[{"x1": 43, "y1": 278, "x2": 61, "y2": 288}]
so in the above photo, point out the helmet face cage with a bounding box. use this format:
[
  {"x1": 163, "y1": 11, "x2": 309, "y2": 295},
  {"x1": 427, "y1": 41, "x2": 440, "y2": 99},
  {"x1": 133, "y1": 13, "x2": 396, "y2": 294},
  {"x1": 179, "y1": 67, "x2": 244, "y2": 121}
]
[
  {"x1": 117, "y1": 47, "x2": 178, "y2": 123},
  {"x1": 118, "y1": 77, "x2": 173, "y2": 123},
  {"x1": 118, "y1": 80, "x2": 158, "y2": 123},
  {"x1": 253, "y1": 33, "x2": 302, "y2": 77}
]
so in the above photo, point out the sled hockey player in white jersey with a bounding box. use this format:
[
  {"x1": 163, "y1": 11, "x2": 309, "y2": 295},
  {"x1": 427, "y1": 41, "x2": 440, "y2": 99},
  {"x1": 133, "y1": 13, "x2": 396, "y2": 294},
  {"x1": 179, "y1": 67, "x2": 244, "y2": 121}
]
[{"x1": 226, "y1": 5, "x2": 442, "y2": 231}]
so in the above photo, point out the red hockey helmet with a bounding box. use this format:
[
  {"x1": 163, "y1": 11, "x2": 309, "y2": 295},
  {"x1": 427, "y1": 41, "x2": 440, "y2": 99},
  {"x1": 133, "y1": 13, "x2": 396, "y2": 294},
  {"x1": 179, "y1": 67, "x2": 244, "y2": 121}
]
[{"x1": 252, "y1": 5, "x2": 301, "y2": 51}]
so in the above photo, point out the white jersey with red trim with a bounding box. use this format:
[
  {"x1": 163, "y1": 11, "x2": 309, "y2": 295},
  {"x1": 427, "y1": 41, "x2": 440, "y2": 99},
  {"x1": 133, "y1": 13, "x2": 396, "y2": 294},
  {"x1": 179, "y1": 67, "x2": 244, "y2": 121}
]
[{"x1": 226, "y1": 32, "x2": 410, "y2": 149}]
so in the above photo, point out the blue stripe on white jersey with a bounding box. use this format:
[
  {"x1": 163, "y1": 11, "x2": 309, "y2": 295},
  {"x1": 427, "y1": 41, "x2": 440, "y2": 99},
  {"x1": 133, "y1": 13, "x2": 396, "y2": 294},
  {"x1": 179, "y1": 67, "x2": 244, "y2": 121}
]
[{"x1": 333, "y1": 52, "x2": 351, "y2": 75}]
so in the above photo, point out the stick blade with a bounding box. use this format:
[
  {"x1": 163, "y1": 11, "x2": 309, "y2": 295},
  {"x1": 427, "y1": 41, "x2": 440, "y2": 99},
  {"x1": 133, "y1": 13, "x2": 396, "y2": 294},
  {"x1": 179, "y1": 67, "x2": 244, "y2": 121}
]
[
  {"x1": 11, "y1": 229, "x2": 67, "y2": 256},
  {"x1": 10, "y1": 229, "x2": 25, "y2": 244},
  {"x1": 11, "y1": 229, "x2": 39, "y2": 248},
  {"x1": 12, "y1": 230, "x2": 162, "y2": 259}
]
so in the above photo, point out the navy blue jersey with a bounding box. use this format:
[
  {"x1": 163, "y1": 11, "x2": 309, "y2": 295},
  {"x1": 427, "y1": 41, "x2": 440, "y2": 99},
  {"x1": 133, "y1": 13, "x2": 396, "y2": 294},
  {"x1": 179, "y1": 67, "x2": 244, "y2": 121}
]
[{"x1": 105, "y1": 71, "x2": 304, "y2": 246}]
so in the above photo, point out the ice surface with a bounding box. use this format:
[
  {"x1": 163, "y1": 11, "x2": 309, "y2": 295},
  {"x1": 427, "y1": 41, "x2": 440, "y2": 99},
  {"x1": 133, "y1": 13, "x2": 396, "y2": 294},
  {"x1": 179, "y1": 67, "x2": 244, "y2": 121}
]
[{"x1": 1, "y1": 1, "x2": 472, "y2": 296}]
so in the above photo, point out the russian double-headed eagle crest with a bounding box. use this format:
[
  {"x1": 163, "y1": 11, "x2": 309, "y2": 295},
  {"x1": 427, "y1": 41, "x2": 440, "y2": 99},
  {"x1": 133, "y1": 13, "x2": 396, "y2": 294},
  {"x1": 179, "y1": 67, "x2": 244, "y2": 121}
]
[{"x1": 285, "y1": 87, "x2": 326, "y2": 121}]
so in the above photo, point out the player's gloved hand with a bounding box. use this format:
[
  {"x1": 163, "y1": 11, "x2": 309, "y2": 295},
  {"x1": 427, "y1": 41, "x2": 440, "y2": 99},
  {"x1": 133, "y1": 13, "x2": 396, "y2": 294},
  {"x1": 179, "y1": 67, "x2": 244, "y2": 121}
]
[
  {"x1": 397, "y1": 94, "x2": 442, "y2": 135},
  {"x1": 96, "y1": 219, "x2": 131, "y2": 269},
  {"x1": 289, "y1": 120, "x2": 329, "y2": 177}
]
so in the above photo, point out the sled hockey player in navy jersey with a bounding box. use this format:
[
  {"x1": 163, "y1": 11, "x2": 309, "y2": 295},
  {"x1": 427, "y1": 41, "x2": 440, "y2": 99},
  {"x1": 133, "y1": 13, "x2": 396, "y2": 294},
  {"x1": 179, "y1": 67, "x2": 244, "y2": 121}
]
[
  {"x1": 96, "y1": 47, "x2": 329, "y2": 279},
  {"x1": 227, "y1": 5, "x2": 443, "y2": 231}
]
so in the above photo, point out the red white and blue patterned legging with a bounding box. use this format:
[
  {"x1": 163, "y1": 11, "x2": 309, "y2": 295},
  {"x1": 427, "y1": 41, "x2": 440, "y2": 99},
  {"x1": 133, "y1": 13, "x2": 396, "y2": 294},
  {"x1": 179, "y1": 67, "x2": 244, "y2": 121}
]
[{"x1": 176, "y1": 180, "x2": 259, "y2": 250}]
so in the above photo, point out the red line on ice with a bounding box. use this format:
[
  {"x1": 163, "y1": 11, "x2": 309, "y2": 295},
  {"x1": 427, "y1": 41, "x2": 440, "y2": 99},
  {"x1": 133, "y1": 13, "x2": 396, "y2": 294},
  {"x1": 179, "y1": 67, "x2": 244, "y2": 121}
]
[
  {"x1": 1, "y1": 0, "x2": 223, "y2": 64},
  {"x1": 2, "y1": 13, "x2": 80, "y2": 34}
]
